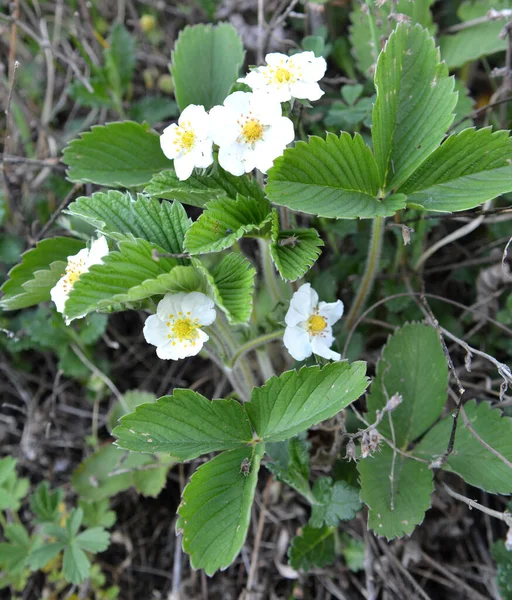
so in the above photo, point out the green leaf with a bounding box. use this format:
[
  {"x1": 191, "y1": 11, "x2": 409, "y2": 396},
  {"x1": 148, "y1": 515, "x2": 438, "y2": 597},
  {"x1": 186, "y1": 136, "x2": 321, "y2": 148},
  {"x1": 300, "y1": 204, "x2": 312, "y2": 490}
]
[
  {"x1": 288, "y1": 525, "x2": 335, "y2": 571},
  {"x1": 114, "y1": 389, "x2": 253, "y2": 460},
  {"x1": 65, "y1": 239, "x2": 179, "y2": 320},
  {"x1": 132, "y1": 466, "x2": 169, "y2": 497},
  {"x1": 246, "y1": 362, "x2": 369, "y2": 443},
  {"x1": 184, "y1": 195, "x2": 271, "y2": 255},
  {"x1": 61, "y1": 121, "x2": 172, "y2": 188},
  {"x1": 452, "y1": 80, "x2": 475, "y2": 134},
  {"x1": 492, "y1": 540, "x2": 512, "y2": 600},
  {"x1": 0, "y1": 524, "x2": 39, "y2": 575},
  {"x1": 105, "y1": 23, "x2": 135, "y2": 93},
  {"x1": 266, "y1": 133, "x2": 406, "y2": 219},
  {"x1": 27, "y1": 541, "x2": 66, "y2": 571},
  {"x1": 266, "y1": 435, "x2": 312, "y2": 499},
  {"x1": 29, "y1": 482, "x2": 64, "y2": 524},
  {"x1": 63, "y1": 542, "x2": 91, "y2": 585},
  {"x1": 350, "y1": 0, "x2": 435, "y2": 74},
  {"x1": 399, "y1": 128, "x2": 512, "y2": 213},
  {"x1": 108, "y1": 389, "x2": 156, "y2": 433},
  {"x1": 79, "y1": 499, "x2": 116, "y2": 529},
  {"x1": 0, "y1": 237, "x2": 85, "y2": 310},
  {"x1": 358, "y1": 446, "x2": 433, "y2": 538},
  {"x1": 75, "y1": 527, "x2": 110, "y2": 553},
  {"x1": 171, "y1": 23, "x2": 245, "y2": 111},
  {"x1": 415, "y1": 400, "x2": 512, "y2": 494},
  {"x1": 269, "y1": 210, "x2": 323, "y2": 281},
  {"x1": 144, "y1": 164, "x2": 265, "y2": 207},
  {"x1": 309, "y1": 477, "x2": 362, "y2": 528},
  {"x1": 0, "y1": 458, "x2": 29, "y2": 511},
  {"x1": 67, "y1": 191, "x2": 191, "y2": 254},
  {"x1": 209, "y1": 253, "x2": 256, "y2": 324},
  {"x1": 440, "y1": 0, "x2": 510, "y2": 69},
  {"x1": 366, "y1": 323, "x2": 448, "y2": 446},
  {"x1": 372, "y1": 24, "x2": 457, "y2": 190},
  {"x1": 176, "y1": 444, "x2": 264, "y2": 575}
]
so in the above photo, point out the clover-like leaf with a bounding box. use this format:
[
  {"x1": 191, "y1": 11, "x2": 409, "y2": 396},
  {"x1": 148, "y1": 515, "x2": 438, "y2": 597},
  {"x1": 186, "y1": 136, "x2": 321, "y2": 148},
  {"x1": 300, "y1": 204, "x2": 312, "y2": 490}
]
[
  {"x1": 0, "y1": 237, "x2": 85, "y2": 310},
  {"x1": 266, "y1": 435, "x2": 312, "y2": 500},
  {"x1": 266, "y1": 133, "x2": 405, "y2": 219},
  {"x1": 29, "y1": 482, "x2": 64, "y2": 524},
  {"x1": 67, "y1": 192, "x2": 191, "y2": 254},
  {"x1": 415, "y1": 400, "x2": 512, "y2": 494},
  {"x1": 61, "y1": 121, "x2": 172, "y2": 188},
  {"x1": 246, "y1": 362, "x2": 369, "y2": 443},
  {"x1": 176, "y1": 444, "x2": 264, "y2": 575},
  {"x1": 399, "y1": 128, "x2": 512, "y2": 213},
  {"x1": 171, "y1": 23, "x2": 245, "y2": 111},
  {"x1": 184, "y1": 195, "x2": 271, "y2": 254},
  {"x1": 269, "y1": 210, "x2": 323, "y2": 281},
  {"x1": 372, "y1": 24, "x2": 457, "y2": 190},
  {"x1": 288, "y1": 525, "x2": 336, "y2": 571},
  {"x1": 358, "y1": 446, "x2": 433, "y2": 539},
  {"x1": 114, "y1": 389, "x2": 253, "y2": 460},
  {"x1": 309, "y1": 477, "x2": 362, "y2": 528}
]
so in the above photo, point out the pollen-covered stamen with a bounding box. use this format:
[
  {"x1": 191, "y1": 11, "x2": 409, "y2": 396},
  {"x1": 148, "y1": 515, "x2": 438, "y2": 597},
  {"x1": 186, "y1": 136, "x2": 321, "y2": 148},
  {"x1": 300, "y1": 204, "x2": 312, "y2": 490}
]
[
  {"x1": 166, "y1": 314, "x2": 200, "y2": 347},
  {"x1": 173, "y1": 124, "x2": 196, "y2": 153},
  {"x1": 275, "y1": 67, "x2": 293, "y2": 83},
  {"x1": 61, "y1": 258, "x2": 87, "y2": 291},
  {"x1": 241, "y1": 118, "x2": 264, "y2": 144},
  {"x1": 307, "y1": 314, "x2": 327, "y2": 336}
]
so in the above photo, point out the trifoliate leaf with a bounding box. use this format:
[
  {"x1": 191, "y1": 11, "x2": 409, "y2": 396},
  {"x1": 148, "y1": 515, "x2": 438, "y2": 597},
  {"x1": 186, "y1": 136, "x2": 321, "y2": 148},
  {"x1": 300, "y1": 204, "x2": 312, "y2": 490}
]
[
  {"x1": 65, "y1": 239, "x2": 179, "y2": 321},
  {"x1": 372, "y1": 24, "x2": 457, "y2": 190},
  {"x1": 61, "y1": 121, "x2": 172, "y2": 188},
  {"x1": 309, "y1": 477, "x2": 362, "y2": 528},
  {"x1": 208, "y1": 253, "x2": 256, "y2": 324},
  {"x1": 176, "y1": 444, "x2": 264, "y2": 575},
  {"x1": 440, "y1": 0, "x2": 510, "y2": 69},
  {"x1": 108, "y1": 389, "x2": 156, "y2": 433},
  {"x1": 415, "y1": 400, "x2": 512, "y2": 494},
  {"x1": 266, "y1": 133, "x2": 405, "y2": 219},
  {"x1": 399, "y1": 128, "x2": 512, "y2": 213},
  {"x1": 366, "y1": 323, "x2": 448, "y2": 446},
  {"x1": 171, "y1": 23, "x2": 245, "y2": 111},
  {"x1": 358, "y1": 446, "x2": 433, "y2": 539},
  {"x1": 114, "y1": 389, "x2": 253, "y2": 460},
  {"x1": 184, "y1": 195, "x2": 271, "y2": 254},
  {"x1": 269, "y1": 210, "x2": 323, "y2": 281},
  {"x1": 29, "y1": 482, "x2": 64, "y2": 524},
  {"x1": 67, "y1": 192, "x2": 191, "y2": 254},
  {"x1": 0, "y1": 237, "x2": 85, "y2": 310},
  {"x1": 349, "y1": 0, "x2": 435, "y2": 75},
  {"x1": 288, "y1": 525, "x2": 336, "y2": 571},
  {"x1": 266, "y1": 435, "x2": 312, "y2": 499},
  {"x1": 144, "y1": 164, "x2": 265, "y2": 207},
  {"x1": 246, "y1": 362, "x2": 369, "y2": 442}
]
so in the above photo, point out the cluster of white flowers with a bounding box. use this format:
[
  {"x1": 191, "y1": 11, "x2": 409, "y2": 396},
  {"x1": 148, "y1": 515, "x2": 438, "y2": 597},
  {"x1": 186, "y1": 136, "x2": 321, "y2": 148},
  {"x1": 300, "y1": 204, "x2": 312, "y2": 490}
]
[{"x1": 160, "y1": 51, "x2": 326, "y2": 180}]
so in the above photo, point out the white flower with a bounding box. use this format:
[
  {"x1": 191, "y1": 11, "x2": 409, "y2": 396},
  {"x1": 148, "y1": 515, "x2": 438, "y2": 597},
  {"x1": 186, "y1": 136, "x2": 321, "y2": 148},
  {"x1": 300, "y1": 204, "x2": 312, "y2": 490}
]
[
  {"x1": 50, "y1": 236, "x2": 109, "y2": 317},
  {"x1": 238, "y1": 51, "x2": 327, "y2": 103},
  {"x1": 143, "y1": 292, "x2": 216, "y2": 360},
  {"x1": 160, "y1": 104, "x2": 213, "y2": 181},
  {"x1": 283, "y1": 283, "x2": 344, "y2": 361},
  {"x1": 209, "y1": 91, "x2": 294, "y2": 176}
]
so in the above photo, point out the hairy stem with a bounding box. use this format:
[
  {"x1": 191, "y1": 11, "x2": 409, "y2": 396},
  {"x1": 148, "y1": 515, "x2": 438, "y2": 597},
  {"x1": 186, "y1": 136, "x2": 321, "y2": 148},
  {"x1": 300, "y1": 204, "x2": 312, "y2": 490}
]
[
  {"x1": 230, "y1": 329, "x2": 285, "y2": 369},
  {"x1": 258, "y1": 238, "x2": 281, "y2": 305},
  {"x1": 344, "y1": 216, "x2": 385, "y2": 332}
]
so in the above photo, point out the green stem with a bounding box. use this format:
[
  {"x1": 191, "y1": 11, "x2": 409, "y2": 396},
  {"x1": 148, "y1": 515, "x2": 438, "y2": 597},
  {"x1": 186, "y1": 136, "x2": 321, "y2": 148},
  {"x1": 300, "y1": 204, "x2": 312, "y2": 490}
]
[
  {"x1": 344, "y1": 216, "x2": 385, "y2": 332},
  {"x1": 230, "y1": 329, "x2": 285, "y2": 368},
  {"x1": 258, "y1": 238, "x2": 281, "y2": 305}
]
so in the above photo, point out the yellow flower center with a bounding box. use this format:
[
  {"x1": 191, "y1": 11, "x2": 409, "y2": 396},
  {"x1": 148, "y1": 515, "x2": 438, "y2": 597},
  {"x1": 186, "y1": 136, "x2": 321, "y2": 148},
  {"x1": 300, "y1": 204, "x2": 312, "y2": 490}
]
[
  {"x1": 242, "y1": 119, "x2": 264, "y2": 144},
  {"x1": 275, "y1": 67, "x2": 292, "y2": 83},
  {"x1": 166, "y1": 313, "x2": 200, "y2": 347},
  {"x1": 181, "y1": 129, "x2": 195, "y2": 151},
  {"x1": 307, "y1": 314, "x2": 327, "y2": 335},
  {"x1": 62, "y1": 258, "x2": 87, "y2": 291}
]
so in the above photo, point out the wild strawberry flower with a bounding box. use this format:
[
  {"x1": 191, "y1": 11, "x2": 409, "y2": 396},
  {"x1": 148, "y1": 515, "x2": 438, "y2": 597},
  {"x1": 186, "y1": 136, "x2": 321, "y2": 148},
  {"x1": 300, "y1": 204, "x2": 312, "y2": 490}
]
[
  {"x1": 51, "y1": 235, "x2": 109, "y2": 318},
  {"x1": 160, "y1": 104, "x2": 213, "y2": 181},
  {"x1": 238, "y1": 51, "x2": 327, "y2": 103},
  {"x1": 283, "y1": 283, "x2": 344, "y2": 361},
  {"x1": 143, "y1": 291, "x2": 216, "y2": 360},
  {"x1": 209, "y1": 91, "x2": 294, "y2": 176}
]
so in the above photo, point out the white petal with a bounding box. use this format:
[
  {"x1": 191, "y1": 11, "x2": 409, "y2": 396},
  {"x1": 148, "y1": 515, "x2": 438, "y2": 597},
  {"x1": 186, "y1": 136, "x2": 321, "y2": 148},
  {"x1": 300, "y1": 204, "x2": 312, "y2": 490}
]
[
  {"x1": 283, "y1": 326, "x2": 312, "y2": 361},
  {"x1": 68, "y1": 247, "x2": 89, "y2": 265},
  {"x1": 218, "y1": 143, "x2": 247, "y2": 176},
  {"x1": 193, "y1": 140, "x2": 214, "y2": 168},
  {"x1": 311, "y1": 336, "x2": 340, "y2": 361},
  {"x1": 157, "y1": 337, "x2": 203, "y2": 360},
  {"x1": 174, "y1": 153, "x2": 196, "y2": 180},
  {"x1": 179, "y1": 104, "x2": 210, "y2": 137},
  {"x1": 265, "y1": 52, "x2": 288, "y2": 67},
  {"x1": 285, "y1": 283, "x2": 315, "y2": 326},
  {"x1": 185, "y1": 292, "x2": 216, "y2": 326},
  {"x1": 87, "y1": 236, "x2": 109, "y2": 267},
  {"x1": 252, "y1": 93, "x2": 282, "y2": 124},
  {"x1": 209, "y1": 105, "x2": 239, "y2": 146},
  {"x1": 223, "y1": 91, "x2": 252, "y2": 115},
  {"x1": 197, "y1": 328, "x2": 209, "y2": 344},
  {"x1": 50, "y1": 277, "x2": 69, "y2": 314},
  {"x1": 251, "y1": 145, "x2": 275, "y2": 173},
  {"x1": 264, "y1": 116, "x2": 295, "y2": 148},
  {"x1": 156, "y1": 293, "x2": 186, "y2": 321},
  {"x1": 301, "y1": 55, "x2": 327, "y2": 82},
  {"x1": 238, "y1": 70, "x2": 264, "y2": 90},
  {"x1": 143, "y1": 314, "x2": 170, "y2": 347},
  {"x1": 290, "y1": 81, "x2": 324, "y2": 101},
  {"x1": 160, "y1": 124, "x2": 181, "y2": 160},
  {"x1": 318, "y1": 300, "x2": 344, "y2": 326}
]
